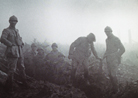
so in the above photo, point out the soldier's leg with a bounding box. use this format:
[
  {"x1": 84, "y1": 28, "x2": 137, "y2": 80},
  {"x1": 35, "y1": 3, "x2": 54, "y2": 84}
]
[
  {"x1": 106, "y1": 62, "x2": 112, "y2": 79},
  {"x1": 111, "y1": 59, "x2": 119, "y2": 92},
  {"x1": 71, "y1": 60, "x2": 78, "y2": 82},
  {"x1": 83, "y1": 59, "x2": 89, "y2": 80},
  {"x1": 107, "y1": 60, "x2": 119, "y2": 93},
  {"x1": 6, "y1": 58, "x2": 18, "y2": 90},
  {"x1": 17, "y1": 57, "x2": 27, "y2": 83}
]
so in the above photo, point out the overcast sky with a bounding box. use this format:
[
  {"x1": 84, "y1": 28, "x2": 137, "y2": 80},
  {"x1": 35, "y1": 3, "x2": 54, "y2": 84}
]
[{"x1": 0, "y1": 0, "x2": 138, "y2": 45}]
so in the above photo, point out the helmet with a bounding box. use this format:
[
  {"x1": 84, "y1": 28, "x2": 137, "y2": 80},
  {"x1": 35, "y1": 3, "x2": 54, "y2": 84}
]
[
  {"x1": 9, "y1": 15, "x2": 18, "y2": 22},
  {"x1": 87, "y1": 33, "x2": 96, "y2": 42},
  {"x1": 104, "y1": 26, "x2": 112, "y2": 32},
  {"x1": 51, "y1": 43, "x2": 58, "y2": 48}
]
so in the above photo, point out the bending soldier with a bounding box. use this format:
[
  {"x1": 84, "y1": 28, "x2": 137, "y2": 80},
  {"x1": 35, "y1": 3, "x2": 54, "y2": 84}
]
[
  {"x1": 68, "y1": 33, "x2": 101, "y2": 84},
  {"x1": 103, "y1": 26, "x2": 125, "y2": 93},
  {"x1": 0, "y1": 15, "x2": 28, "y2": 91}
]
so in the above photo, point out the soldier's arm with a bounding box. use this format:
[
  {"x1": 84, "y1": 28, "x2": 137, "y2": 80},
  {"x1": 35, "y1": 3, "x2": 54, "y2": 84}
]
[
  {"x1": 16, "y1": 30, "x2": 24, "y2": 46},
  {"x1": 69, "y1": 37, "x2": 81, "y2": 55},
  {"x1": 91, "y1": 42, "x2": 99, "y2": 59},
  {"x1": 116, "y1": 38, "x2": 125, "y2": 57},
  {"x1": 1, "y1": 29, "x2": 13, "y2": 46}
]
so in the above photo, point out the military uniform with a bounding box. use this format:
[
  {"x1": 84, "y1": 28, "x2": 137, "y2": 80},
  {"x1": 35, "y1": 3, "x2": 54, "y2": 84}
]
[
  {"x1": 46, "y1": 50, "x2": 65, "y2": 64},
  {"x1": 33, "y1": 47, "x2": 45, "y2": 80},
  {"x1": 24, "y1": 49, "x2": 37, "y2": 77},
  {"x1": 1, "y1": 26, "x2": 26, "y2": 88},
  {"x1": 69, "y1": 37, "x2": 94, "y2": 82},
  {"x1": 104, "y1": 33, "x2": 125, "y2": 92},
  {"x1": 45, "y1": 49, "x2": 65, "y2": 73}
]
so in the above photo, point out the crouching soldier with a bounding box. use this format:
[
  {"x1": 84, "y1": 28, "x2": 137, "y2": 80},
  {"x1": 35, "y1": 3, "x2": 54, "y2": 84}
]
[{"x1": 0, "y1": 15, "x2": 28, "y2": 91}]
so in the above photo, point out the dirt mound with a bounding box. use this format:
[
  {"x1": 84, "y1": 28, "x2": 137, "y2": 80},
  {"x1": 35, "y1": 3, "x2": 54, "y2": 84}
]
[{"x1": 0, "y1": 79, "x2": 87, "y2": 98}]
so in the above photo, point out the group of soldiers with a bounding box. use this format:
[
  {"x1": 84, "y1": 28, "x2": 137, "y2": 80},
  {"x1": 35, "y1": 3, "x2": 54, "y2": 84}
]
[
  {"x1": 0, "y1": 15, "x2": 125, "y2": 95},
  {"x1": 24, "y1": 42, "x2": 66, "y2": 80}
]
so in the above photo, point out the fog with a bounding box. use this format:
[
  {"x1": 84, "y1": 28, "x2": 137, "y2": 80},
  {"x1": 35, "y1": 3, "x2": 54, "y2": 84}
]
[{"x1": 0, "y1": 0, "x2": 138, "y2": 45}]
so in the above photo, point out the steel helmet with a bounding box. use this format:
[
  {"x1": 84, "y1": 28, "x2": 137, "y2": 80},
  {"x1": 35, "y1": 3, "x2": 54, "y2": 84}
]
[
  {"x1": 104, "y1": 26, "x2": 112, "y2": 32},
  {"x1": 51, "y1": 43, "x2": 58, "y2": 48},
  {"x1": 9, "y1": 15, "x2": 18, "y2": 22},
  {"x1": 87, "y1": 33, "x2": 96, "y2": 42}
]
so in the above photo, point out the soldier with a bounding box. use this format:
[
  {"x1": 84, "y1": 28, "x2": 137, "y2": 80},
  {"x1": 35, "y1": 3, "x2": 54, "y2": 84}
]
[
  {"x1": 45, "y1": 43, "x2": 65, "y2": 81},
  {"x1": 45, "y1": 43, "x2": 65, "y2": 66},
  {"x1": 45, "y1": 43, "x2": 67, "y2": 83},
  {"x1": 36, "y1": 47, "x2": 45, "y2": 61},
  {"x1": 30, "y1": 43, "x2": 37, "y2": 57},
  {"x1": 68, "y1": 33, "x2": 101, "y2": 84},
  {"x1": 103, "y1": 26, "x2": 125, "y2": 93},
  {"x1": 24, "y1": 43, "x2": 37, "y2": 77},
  {"x1": 34, "y1": 47, "x2": 45, "y2": 80},
  {"x1": 0, "y1": 15, "x2": 28, "y2": 91}
]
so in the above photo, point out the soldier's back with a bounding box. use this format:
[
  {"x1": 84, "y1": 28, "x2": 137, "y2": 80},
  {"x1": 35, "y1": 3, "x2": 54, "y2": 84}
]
[{"x1": 73, "y1": 37, "x2": 90, "y2": 62}]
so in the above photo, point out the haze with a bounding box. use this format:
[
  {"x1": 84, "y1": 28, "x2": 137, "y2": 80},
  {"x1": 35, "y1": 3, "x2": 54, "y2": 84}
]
[{"x1": 0, "y1": 0, "x2": 138, "y2": 45}]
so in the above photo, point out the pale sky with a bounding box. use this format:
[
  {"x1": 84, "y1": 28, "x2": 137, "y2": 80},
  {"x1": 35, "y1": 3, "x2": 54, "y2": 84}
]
[{"x1": 0, "y1": 0, "x2": 138, "y2": 45}]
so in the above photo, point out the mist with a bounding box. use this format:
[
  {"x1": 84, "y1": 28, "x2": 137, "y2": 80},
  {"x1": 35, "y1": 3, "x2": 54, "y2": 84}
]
[
  {"x1": 0, "y1": 0, "x2": 138, "y2": 45},
  {"x1": 0, "y1": 1, "x2": 138, "y2": 97}
]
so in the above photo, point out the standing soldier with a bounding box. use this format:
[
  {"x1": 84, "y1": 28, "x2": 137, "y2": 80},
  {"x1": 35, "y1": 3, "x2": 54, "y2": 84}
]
[
  {"x1": 34, "y1": 47, "x2": 45, "y2": 80},
  {"x1": 103, "y1": 26, "x2": 125, "y2": 93},
  {"x1": 24, "y1": 43, "x2": 37, "y2": 77},
  {"x1": 45, "y1": 43, "x2": 65, "y2": 73},
  {"x1": 68, "y1": 33, "x2": 101, "y2": 84},
  {"x1": 46, "y1": 43, "x2": 65, "y2": 65},
  {"x1": 30, "y1": 43, "x2": 38, "y2": 57},
  {"x1": 0, "y1": 15, "x2": 28, "y2": 91}
]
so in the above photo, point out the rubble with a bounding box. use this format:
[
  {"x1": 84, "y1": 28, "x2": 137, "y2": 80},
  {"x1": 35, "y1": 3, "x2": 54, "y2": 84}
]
[
  {"x1": 0, "y1": 43, "x2": 138, "y2": 98},
  {"x1": 0, "y1": 79, "x2": 87, "y2": 98}
]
